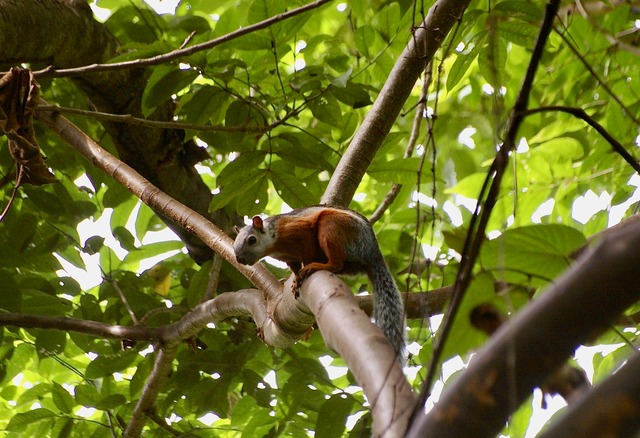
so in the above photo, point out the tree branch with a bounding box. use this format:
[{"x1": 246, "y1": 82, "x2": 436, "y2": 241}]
[
  {"x1": 0, "y1": 313, "x2": 162, "y2": 341},
  {"x1": 34, "y1": 100, "x2": 281, "y2": 299},
  {"x1": 322, "y1": 0, "x2": 473, "y2": 207},
  {"x1": 419, "y1": 0, "x2": 561, "y2": 405},
  {"x1": 299, "y1": 272, "x2": 416, "y2": 437},
  {"x1": 538, "y1": 348, "x2": 640, "y2": 438},
  {"x1": 407, "y1": 215, "x2": 640, "y2": 437},
  {"x1": 124, "y1": 346, "x2": 177, "y2": 438},
  {"x1": 31, "y1": 0, "x2": 332, "y2": 78},
  {"x1": 35, "y1": 104, "x2": 269, "y2": 133},
  {"x1": 523, "y1": 105, "x2": 640, "y2": 174}
]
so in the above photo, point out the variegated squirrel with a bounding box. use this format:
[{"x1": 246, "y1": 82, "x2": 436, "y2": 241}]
[{"x1": 233, "y1": 205, "x2": 405, "y2": 362}]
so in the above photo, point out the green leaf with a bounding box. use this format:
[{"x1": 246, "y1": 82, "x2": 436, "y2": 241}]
[
  {"x1": 481, "y1": 224, "x2": 586, "y2": 284},
  {"x1": 52, "y1": 382, "x2": 75, "y2": 414},
  {"x1": 316, "y1": 394, "x2": 354, "y2": 438},
  {"x1": 353, "y1": 25, "x2": 376, "y2": 57},
  {"x1": 35, "y1": 331, "x2": 67, "y2": 356},
  {"x1": 494, "y1": 1, "x2": 543, "y2": 21},
  {"x1": 368, "y1": 157, "x2": 431, "y2": 185},
  {"x1": 329, "y1": 83, "x2": 372, "y2": 109},
  {"x1": 178, "y1": 85, "x2": 230, "y2": 125},
  {"x1": 217, "y1": 152, "x2": 268, "y2": 186},
  {"x1": 225, "y1": 100, "x2": 268, "y2": 127},
  {"x1": 120, "y1": 240, "x2": 183, "y2": 270},
  {"x1": 187, "y1": 261, "x2": 212, "y2": 308},
  {"x1": 447, "y1": 50, "x2": 478, "y2": 92},
  {"x1": 478, "y1": 38, "x2": 507, "y2": 87},
  {"x1": 75, "y1": 384, "x2": 101, "y2": 407},
  {"x1": 235, "y1": 172, "x2": 269, "y2": 216},
  {"x1": 272, "y1": 134, "x2": 333, "y2": 170},
  {"x1": 5, "y1": 408, "x2": 55, "y2": 432},
  {"x1": 232, "y1": 396, "x2": 275, "y2": 438},
  {"x1": 497, "y1": 21, "x2": 540, "y2": 47},
  {"x1": 16, "y1": 383, "x2": 52, "y2": 407},
  {"x1": 113, "y1": 226, "x2": 137, "y2": 251},
  {"x1": 307, "y1": 94, "x2": 342, "y2": 127},
  {"x1": 6, "y1": 408, "x2": 55, "y2": 431},
  {"x1": 2, "y1": 343, "x2": 35, "y2": 384},
  {"x1": 142, "y1": 64, "x2": 199, "y2": 116},
  {"x1": 22, "y1": 291, "x2": 70, "y2": 316},
  {"x1": 52, "y1": 417, "x2": 74, "y2": 438},
  {"x1": 535, "y1": 137, "x2": 584, "y2": 161},
  {"x1": 96, "y1": 394, "x2": 127, "y2": 410},
  {"x1": 85, "y1": 351, "x2": 139, "y2": 379},
  {"x1": 270, "y1": 161, "x2": 317, "y2": 208},
  {"x1": 211, "y1": 162, "x2": 269, "y2": 212},
  {"x1": 446, "y1": 173, "x2": 486, "y2": 199}
]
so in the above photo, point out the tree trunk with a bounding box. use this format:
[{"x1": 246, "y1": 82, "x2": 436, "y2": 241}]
[{"x1": 0, "y1": 0, "x2": 221, "y2": 262}]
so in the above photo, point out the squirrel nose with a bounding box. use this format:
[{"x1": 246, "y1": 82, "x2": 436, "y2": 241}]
[{"x1": 235, "y1": 253, "x2": 249, "y2": 265}]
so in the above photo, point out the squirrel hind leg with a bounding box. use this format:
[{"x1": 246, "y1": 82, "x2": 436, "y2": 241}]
[{"x1": 298, "y1": 219, "x2": 349, "y2": 279}]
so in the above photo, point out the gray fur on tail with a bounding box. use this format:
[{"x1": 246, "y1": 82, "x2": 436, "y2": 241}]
[{"x1": 368, "y1": 256, "x2": 406, "y2": 363}]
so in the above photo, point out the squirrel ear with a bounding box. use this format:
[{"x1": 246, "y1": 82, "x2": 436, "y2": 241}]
[{"x1": 252, "y1": 216, "x2": 264, "y2": 231}]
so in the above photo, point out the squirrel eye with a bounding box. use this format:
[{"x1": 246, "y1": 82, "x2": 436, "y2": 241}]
[{"x1": 247, "y1": 236, "x2": 257, "y2": 245}]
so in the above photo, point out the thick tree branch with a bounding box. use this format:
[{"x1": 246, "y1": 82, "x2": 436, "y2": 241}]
[
  {"x1": 407, "y1": 216, "x2": 640, "y2": 437},
  {"x1": 299, "y1": 272, "x2": 416, "y2": 437},
  {"x1": 322, "y1": 0, "x2": 472, "y2": 206},
  {"x1": 34, "y1": 101, "x2": 281, "y2": 300},
  {"x1": 538, "y1": 349, "x2": 640, "y2": 438}
]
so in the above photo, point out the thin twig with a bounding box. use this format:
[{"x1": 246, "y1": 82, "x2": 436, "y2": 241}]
[
  {"x1": 574, "y1": 0, "x2": 640, "y2": 56},
  {"x1": 0, "y1": 165, "x2": 21, "y2": 222},
  {"x1": 146, "y1": 410, "x2": 181, "y2": 436},
  {"x1": 31, "y1": 0, "x2": 331, "y2": 79},
  {"x1": 35, "y1": 104, "x2": 269, "y2": 133},
  {"x1": 418, "y1": 0, "x2": 562, "y2": 410},
  {"x1": 124, "y1": 346, "x2": 177, "y2": 438},
  {"x1": 554, "y1": 28, "x2": 639, "y2": 124},
  {"x1": 523, "y1": 105, "x2": 640, "y2": 174},
  {"x1": 369, "y1": 68, "x2": 431, "y2": 224},
  {"x1": 202, "y1": 253, "x2": 223, "y2": 301},
  {"x1": 0, "y1": 312, "x2": 162, "y2": 340},
  {"x1": 109, "y1": 278, "x2": 139, "y2": 325}
]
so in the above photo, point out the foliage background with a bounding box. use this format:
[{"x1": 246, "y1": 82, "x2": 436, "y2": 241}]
[{"x1": 0, "y1": 0, "x2": 639, "y2": 436}]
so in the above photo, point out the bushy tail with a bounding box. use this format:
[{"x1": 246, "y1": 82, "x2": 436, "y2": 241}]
[{"x1": 368, "y1": 258, "x2": 406, "y2": 363}]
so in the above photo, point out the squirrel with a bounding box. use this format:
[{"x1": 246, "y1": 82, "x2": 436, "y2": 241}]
[{"x1": 233, "y1": 205, "x2": 406, "y2": 362}]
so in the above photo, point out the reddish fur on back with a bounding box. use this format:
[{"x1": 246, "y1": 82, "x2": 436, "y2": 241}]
[{"x1": 268, "y1": 208, "x2": 360, "y2": 273}]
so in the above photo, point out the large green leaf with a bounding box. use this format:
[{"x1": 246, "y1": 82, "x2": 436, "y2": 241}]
[
  {"x1": 481, "y1": 224, "x2": 586, "y2": 284},
  {"x1": 270, "y1": 161, "x2": 317, "y2": 208},
  {"x1": 5, "y1": 408, "x2": 55, "y2": 432},
  {"x1": 52, "y1": 382, "x2": 75, "y2": 414}
]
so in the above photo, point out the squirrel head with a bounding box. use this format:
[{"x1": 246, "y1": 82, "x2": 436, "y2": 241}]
[{"x1": 233, "y1": 215, "x2": 269, "y2": 265}]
